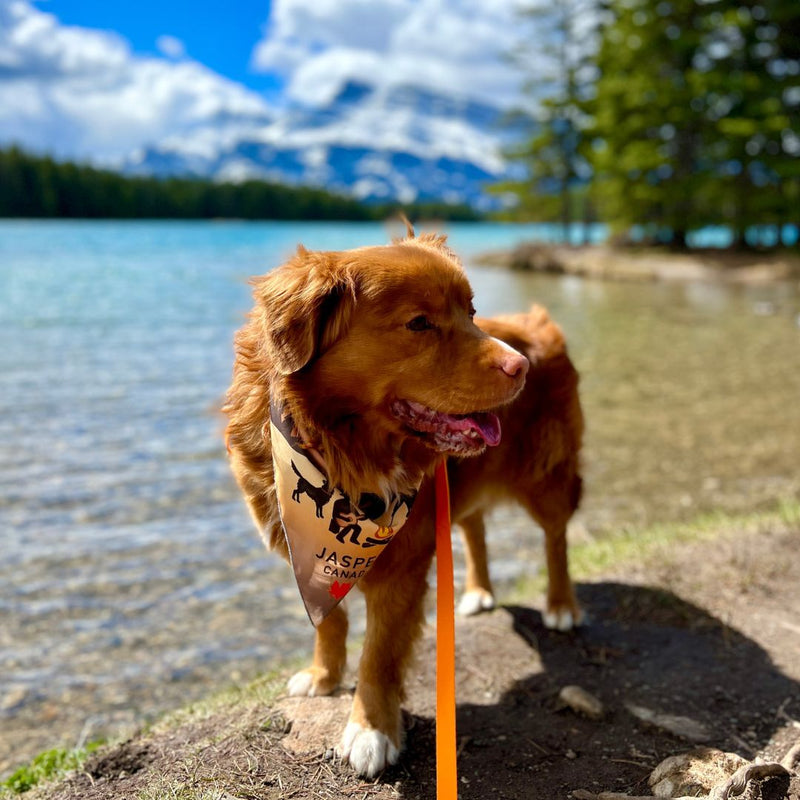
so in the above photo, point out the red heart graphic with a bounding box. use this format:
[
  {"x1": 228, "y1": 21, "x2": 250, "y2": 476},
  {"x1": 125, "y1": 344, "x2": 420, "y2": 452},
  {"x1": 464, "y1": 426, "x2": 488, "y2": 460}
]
[{"x1": 328, "y1": 581, "x2": 352, "y2": 601}]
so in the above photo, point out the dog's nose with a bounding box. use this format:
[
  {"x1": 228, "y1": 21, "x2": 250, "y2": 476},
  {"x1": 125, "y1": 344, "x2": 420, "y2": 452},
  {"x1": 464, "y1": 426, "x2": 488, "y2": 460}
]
[{"x1": 499, "y1": 351, "x2": 529, "y2": 379}]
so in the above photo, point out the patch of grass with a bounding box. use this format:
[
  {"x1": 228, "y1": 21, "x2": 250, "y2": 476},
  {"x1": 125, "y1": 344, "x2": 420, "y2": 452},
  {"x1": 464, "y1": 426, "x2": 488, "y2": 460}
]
[
  {"x1": 1, "y1": 666, "x2": 298, "y2": 798},
  {"x1": 508, "y1": 497, "x2": 800, "y2": 602},
  {"x1": 149, "y1": 663, "x2": 295, "y2": 735},
  {"x1": 135, "y1": 779, "x2": 234, "y2": 800},
  {"x1": 1, "y1": 742, "x2": 102, "y2": 795}
]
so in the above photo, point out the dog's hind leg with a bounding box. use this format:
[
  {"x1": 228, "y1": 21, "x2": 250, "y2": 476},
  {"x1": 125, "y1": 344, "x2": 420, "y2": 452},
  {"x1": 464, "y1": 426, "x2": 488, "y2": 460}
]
[
  {"x1": 523, "y1": 470, "x2": 583, "y2": 631},
  {"x1": 456, "y1": 510, "x2": 496, "y2": 616},
  {"x1": 287, "y1": 603, "x2": 348, "y2": 697}
]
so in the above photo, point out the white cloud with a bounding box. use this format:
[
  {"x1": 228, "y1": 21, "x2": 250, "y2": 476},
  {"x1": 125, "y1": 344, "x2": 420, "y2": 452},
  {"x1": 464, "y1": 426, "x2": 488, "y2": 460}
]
[
  {"x1": 0, "y1": 0, "x2": 543, "y2": 193},
  {"x1": 0, "y1": 1, "x2": 273, "y2": 161},
  {"x1": 252, "y1": 0, "x2": 532, "y2": 109},
  {"x1": 156, "y1": 35, "x2": 186, "y2": 60}
]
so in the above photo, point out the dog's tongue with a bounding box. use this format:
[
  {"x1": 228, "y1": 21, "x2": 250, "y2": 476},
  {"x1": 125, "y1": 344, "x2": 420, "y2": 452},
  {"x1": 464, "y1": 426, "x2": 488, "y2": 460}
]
[
  {"x1": 396, "y1": 400, "x2": 503, "y2": 452},
  {"x1": 449, "y1": 411, "x2": 502, "y2": 447}
]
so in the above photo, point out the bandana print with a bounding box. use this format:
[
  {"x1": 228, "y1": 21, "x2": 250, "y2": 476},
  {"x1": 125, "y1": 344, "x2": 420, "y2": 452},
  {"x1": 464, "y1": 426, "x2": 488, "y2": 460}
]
[{"x1": 270, "y1": 403, "x2": 419, "y2": 626}]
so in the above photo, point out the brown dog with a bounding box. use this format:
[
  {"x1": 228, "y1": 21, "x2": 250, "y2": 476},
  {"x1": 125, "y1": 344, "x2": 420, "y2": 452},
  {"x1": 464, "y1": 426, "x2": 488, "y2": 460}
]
[
  {"x1": 450, "y1": 306, "x2": 584, "y2": 630},
  {"x1": 224, "y1": 231, "x2": 581, "y2": 777}
]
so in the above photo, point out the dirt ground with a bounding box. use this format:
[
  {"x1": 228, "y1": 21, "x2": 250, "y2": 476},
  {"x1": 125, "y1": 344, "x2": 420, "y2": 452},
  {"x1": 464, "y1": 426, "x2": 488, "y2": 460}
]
[{"x1": 23, "y1": 522, "x2": 800, "y2": 800}]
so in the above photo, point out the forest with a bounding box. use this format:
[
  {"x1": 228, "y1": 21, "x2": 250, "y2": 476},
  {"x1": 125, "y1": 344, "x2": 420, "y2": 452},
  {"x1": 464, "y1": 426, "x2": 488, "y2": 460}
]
[
  {"x1": 0, "y1": 147, "x2": 479, "y2": 223},
  {"x1": 503, "y1": 0, "x2": 800, "y2": 248}
]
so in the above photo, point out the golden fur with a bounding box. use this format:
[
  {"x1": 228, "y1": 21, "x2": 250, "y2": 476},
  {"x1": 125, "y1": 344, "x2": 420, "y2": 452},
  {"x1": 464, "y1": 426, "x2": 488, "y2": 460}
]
[
  {"x1": 223, "y1": 233, "x2": 582, "y2": 777},
  {"x1": 449, "y1": 307, "x2": 584, "y2": 626}
]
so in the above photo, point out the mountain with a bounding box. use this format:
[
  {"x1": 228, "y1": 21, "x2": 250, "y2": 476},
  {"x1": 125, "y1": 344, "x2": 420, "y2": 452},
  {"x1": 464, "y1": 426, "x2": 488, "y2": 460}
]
[{"x1": 124, "y1": 82, "x2": 523, "y2": 209}]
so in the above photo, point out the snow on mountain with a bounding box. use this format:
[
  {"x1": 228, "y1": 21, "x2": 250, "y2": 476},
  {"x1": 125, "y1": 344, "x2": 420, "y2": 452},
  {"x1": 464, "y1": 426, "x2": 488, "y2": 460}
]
[{"x1": 125, "y1": 81, "x2": 521, "y2": 208}]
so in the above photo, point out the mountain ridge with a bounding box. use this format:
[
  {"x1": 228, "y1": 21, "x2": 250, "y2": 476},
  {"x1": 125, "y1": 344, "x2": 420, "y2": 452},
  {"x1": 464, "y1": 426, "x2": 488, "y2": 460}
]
[{"x1": 124, "y1": 81, "x2": 524, "y2": 208}]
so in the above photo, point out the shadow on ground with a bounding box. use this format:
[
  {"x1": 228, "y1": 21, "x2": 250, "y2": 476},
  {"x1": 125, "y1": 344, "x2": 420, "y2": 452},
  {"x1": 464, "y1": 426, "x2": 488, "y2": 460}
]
[
  {"x1": 391, "y1": 582, "x2": 800, "y2": 800},
  {"x1": 33, "y1": 579, "x2": 800, "y2": 800}
]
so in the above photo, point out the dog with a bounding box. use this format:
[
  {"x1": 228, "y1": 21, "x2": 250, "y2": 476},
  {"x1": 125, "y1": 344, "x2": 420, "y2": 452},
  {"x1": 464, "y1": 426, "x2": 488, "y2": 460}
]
[
  {"x1": 291, "y1": 460, "x2": 332, "y2": 517},
  {"x1": 223, "y1": 229, "x2": 582, "y2": 777},
  {"x1": 449, "y1": 306, "x2": 584, "y2": 630}
]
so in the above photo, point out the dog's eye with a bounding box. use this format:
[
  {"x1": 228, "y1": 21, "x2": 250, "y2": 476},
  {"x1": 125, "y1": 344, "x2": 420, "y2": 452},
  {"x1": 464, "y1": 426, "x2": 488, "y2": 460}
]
[{"x1": 406, "y1": 315, "x2": 435, "y2": 332}]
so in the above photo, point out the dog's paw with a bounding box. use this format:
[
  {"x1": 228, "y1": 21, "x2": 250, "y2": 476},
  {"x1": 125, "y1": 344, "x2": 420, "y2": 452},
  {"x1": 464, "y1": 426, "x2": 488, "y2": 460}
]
[
  {"x1": 339, "y1": 722, "x2": 399, "y2": 778},
  {"x1": 457, "y1": 588, "x2": 495, "y2": 617},
  {"x1": 543, "y1": 604, "x2": 585, "y2": 632},
  {"x1": 286, "y1": 667, "x2": 338, "y2": 697}
]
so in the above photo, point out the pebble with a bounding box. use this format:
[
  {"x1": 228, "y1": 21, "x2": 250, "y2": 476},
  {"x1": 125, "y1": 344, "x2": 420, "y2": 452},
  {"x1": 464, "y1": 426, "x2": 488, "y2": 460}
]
[
  {"x1": 625, "y1": 703, "x2": 711, "y2": 742},
  {"x1": 1, "y1": 687, "x2": 29, "y2": 712},
  {"x1": 559, "y1": 685, "x2": 605, "y2": 720}
]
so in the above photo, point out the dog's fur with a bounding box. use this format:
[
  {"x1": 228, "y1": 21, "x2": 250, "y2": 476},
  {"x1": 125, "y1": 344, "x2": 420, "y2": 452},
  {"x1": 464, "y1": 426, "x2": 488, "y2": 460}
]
[
  {"x1": 449, "y1": 307, "x2": 584, "y2": 629},
  {"x1": 223, "y1": 232, "x2": 582, "y2": 777}
]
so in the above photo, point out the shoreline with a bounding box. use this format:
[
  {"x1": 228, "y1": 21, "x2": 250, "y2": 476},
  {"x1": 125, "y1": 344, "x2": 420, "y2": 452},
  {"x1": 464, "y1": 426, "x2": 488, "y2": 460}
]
[
  {"x1": 476, "y1": 242, "x2": 800, "y2": 285},
  {"x1": 7, "y1": 500, "x2": 800, "y2": 799}
]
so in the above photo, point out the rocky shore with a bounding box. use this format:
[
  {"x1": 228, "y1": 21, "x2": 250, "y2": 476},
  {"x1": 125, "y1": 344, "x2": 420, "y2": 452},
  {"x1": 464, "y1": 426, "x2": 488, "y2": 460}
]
[{"x1": 478, "y1": 243, "x2": 800, "y2": 285}]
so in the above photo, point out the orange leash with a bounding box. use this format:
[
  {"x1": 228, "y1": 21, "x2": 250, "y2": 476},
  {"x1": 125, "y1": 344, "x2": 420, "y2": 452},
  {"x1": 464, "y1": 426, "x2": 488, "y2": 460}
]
[{"x1": 434, "y1": 460, "x2": 458, "y2": 800}]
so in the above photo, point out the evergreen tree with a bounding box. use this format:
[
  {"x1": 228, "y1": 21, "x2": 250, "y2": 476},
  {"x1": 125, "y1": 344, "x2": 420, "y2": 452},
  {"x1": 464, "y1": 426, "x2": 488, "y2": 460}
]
[
  {"x1": 499, "y1": 0, "x2": 601, "y2": 240},
  {"x1": 589, "y1": 0, "x2": 800, "y2": 247}
]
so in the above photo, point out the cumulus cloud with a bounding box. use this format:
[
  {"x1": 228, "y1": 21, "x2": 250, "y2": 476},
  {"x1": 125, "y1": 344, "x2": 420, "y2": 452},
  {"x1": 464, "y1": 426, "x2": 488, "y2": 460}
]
[
  {"x1": 156, "y1": 35, "x2": 187, "y2": 60},
  {"x1": 251, "y1": 0, "x2": 534, "y2": 109},
  {"x1": 0, "y1": 0, "x2": 272, "y2": 161},
  {"x1": 0, "y1": 0, "x2": 545, "y2": 188}
]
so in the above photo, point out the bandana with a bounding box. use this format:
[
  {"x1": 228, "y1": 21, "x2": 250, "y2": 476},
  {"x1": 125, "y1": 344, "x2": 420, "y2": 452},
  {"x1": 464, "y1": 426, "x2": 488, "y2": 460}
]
[{"x1": 270, "y1": 403, "x2": 419, "y2": 626}]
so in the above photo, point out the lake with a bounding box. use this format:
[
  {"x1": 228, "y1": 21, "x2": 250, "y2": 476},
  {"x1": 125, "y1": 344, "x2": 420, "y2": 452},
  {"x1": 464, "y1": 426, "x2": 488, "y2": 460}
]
[{"x1": 1, "y1": 219, "x2": 799, "y2": 774}]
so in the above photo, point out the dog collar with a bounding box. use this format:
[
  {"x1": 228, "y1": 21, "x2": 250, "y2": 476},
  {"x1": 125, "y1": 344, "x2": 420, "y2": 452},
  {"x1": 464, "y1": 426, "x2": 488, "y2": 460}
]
[{"x1": 269, "y1": 402, "x2": 419, "y2": 626}]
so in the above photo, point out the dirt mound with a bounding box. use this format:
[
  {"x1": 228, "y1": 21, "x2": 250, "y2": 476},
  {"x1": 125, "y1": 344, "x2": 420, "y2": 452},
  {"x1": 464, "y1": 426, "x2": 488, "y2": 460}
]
[{"x1": 25, "y1": 527, "x2": 800, "y2": 800}]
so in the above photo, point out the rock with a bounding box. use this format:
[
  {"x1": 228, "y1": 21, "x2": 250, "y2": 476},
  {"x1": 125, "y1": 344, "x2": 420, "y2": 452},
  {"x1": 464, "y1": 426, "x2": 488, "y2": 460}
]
[
  {"x1": 1, "y1": 686, "x2": 29, "y2": 712},
  {"x1": 509, "y1": 243, "x2": 566, "y2": 273},
  {"x1": 625, "y1": 703, "x2": 712, "y2": 743},
  {"x1": 648, "y1": 748, "x2": 748, "y2": 797},
  {"x1": 276, "y1": 694, "x2": 352, "y2": 755},
  {"x1": 559, "y1": 685, "x2": 605, "y2": 720}
]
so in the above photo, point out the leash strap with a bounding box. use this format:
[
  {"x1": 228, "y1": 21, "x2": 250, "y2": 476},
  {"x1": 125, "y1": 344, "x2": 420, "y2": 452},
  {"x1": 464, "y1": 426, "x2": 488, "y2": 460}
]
[{"x1": 435, "y1": 459, "x2": 458, "y2": 799}]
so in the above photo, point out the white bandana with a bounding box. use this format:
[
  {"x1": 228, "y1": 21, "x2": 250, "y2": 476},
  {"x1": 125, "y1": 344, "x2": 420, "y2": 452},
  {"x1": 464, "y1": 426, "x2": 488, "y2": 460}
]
[{"x1": 270, "y1": 403, "x2": 419, "y2": 626}]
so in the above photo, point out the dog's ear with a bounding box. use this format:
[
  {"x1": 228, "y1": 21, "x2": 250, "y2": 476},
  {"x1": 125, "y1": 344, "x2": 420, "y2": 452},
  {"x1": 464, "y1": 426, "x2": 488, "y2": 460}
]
[{"x1": 252, "y1": 247, "x2": 356, "y2": 375}]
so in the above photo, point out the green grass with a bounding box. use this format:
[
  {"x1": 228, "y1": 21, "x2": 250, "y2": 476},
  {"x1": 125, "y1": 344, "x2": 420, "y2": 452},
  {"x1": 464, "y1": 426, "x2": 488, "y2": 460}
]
[
  {"x1": 1, "y1": 742, "x2": 103, "y2": 796},
  {"x1": 135, "y1": 781, "x2": 236, "y2": 800},
  {"x1": 508, "y1": 496, "x2": 800, "y2": 601},
  {"x1": 145, "y1": 663, "x2": 294, "y2": 736},
  {"x1": 0, "y1": 666, "x2": 292, "y2": 797}
]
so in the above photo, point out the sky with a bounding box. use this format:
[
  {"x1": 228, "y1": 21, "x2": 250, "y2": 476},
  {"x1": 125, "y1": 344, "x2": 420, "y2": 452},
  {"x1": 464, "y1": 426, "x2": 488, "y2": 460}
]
[
  {"x1": 0, "y1": 0, "x2": 533, "y2": 165},
  {"x1": 29, "y1": 0, "x2": 283, "y2": 95}
]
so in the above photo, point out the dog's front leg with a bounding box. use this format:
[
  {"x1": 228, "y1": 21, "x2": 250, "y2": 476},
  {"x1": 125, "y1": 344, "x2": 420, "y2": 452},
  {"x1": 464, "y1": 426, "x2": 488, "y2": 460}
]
[
  {"x1": 340, "y1": 567, "x2": 430, "y2": 777},
  {"x1": 287, "y1": 603, "x2": 348, "y2": 696},
  {"x1": 340, "y1": 491, "x2": 435, "y2": 778}
]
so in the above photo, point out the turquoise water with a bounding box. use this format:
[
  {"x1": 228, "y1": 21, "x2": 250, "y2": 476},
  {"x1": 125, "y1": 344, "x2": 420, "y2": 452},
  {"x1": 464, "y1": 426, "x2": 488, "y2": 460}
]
[
  {"x1": 1, "y1": 219, "x2": 799, "y2": 773},
  {"x1": 0, "y1": 219, "x2": 604, "y2": 558}
]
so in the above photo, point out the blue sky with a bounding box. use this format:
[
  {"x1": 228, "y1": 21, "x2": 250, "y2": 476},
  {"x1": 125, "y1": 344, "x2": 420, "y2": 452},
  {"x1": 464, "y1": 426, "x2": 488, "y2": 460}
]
[
  {"x1": 1, "y1": 0, "x2": 533, "y2": 167},
  {"x1": 31, "y1": 0, "x2": 282, "y2": 94}
]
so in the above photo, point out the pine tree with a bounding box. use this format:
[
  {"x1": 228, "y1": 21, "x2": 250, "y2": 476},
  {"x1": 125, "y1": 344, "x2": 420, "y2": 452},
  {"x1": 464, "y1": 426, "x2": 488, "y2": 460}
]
[
  {"x1": 500, "y1": 0, "x2": 601, "y2": 241},
  {"x1": 589, "y1": 0, "x2": 800, "y2": 248}
]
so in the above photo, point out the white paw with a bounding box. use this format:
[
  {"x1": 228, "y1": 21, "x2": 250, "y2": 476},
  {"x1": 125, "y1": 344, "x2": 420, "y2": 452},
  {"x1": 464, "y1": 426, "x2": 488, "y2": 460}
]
[
  {"x1": 543, "y1": 607, "x2": 584, "y2": 632},
  {"x1": 457, "y1": 589, "x2": 495, "y2": 617},
  {"x1": 339, "y1": 722, "x2": 399, "y2": 778},
  {"x1": 287, "y1": 669, "x2": 320, "y2": 697}
]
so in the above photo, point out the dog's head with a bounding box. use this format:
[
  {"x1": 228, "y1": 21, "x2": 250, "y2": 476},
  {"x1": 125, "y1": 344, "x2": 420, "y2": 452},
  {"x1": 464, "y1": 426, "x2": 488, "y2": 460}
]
[{"x1": 250, "y1": 232, "x2": 528, "y2": 494}]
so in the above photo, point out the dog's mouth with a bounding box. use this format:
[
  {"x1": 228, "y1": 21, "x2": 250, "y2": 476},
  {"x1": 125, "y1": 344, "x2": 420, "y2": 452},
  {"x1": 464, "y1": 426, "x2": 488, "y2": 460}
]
[{"x1": 390, "y1": 399, "x2": 501, "y2": 456}]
